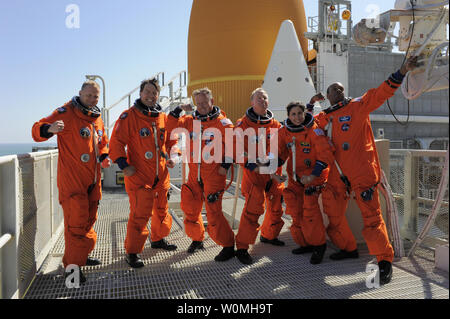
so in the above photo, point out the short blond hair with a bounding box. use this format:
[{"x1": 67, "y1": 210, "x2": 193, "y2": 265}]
[
  {"x1": 192, "y1": 87, "x2": 213, "y2": 100},
  {"x1": 81, "y1": 80, "x2": 100, "y2": 91},
  {"x1": 250, "y1": 87, "x2": 267, "y2": 100}
]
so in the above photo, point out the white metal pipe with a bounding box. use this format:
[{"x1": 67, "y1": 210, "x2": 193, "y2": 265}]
[
  {"x1": 0, "y1": 233, "x2": 12, "y2": 250},
  {"x1": 107, "y1": 72, "x2": 165, "y2": 111},
  {"x1": 380, "y1": 169, "x2": 405, "y2": 257},
  {"x1": 402, "y1": 151, "x2": 417, "y2": 240},
  {"x1": 425, "y1": 42, "x2": 449, "y2": 81},
  {"x1": 408, "y1": 1, "x2": 449, "y2": 10},
  {"x1": 168, "y1": 209, "x2": 184, "y2": 230},
  {"x1": 21, "y1": 150, "x2": 59, "y2": 158},
  {"x1": 370, "y1": 114, "x2": 449, "y2": 123},
  {"x1": 390, "y1": 149, "x2": 447, "y2": 157},
  {"x1": 393, "y1": 193, "x2": 449, "y2": 206},
  {"x1": 169, "y1": 183, "x2": 182, "y2": 193}
]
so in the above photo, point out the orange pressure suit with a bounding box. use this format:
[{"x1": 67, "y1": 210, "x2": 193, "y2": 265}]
[
  {"x1": 109, "y1": 100, "x2": 178, "y2": 255},
  {"x1": 167, "y1": 106, "x2": 235, "y2": 247},
  {"x1": 315, "y1": 73, "x2": 403, "y2": 263},
  {"x1": 277, "y1": 113, "x2": 334, "y2": 247},
  {"x1": 32, "y1": 97, "x2": 109, "y2": 267},
  {"x1": 234, "y1": 108, "x2": 284, "y2": 250}
]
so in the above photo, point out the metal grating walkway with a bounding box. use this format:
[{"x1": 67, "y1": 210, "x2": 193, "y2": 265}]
[{"x1": 24, "y1": 193, "x2": 449, "y2": 299}]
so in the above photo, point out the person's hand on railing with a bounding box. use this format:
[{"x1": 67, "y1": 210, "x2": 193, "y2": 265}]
[{"x1": 48, "y1": 120, "x2": 64, "y2": 133}]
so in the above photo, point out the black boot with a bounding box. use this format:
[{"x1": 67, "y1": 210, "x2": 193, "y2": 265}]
[
  {"x1": 236, "y1": 249, "x2": 253, "y2": 265},
  {"x1": 310, "y1": 244, "x2": 327, "y2": 264},
  {"x1": 378, "y1": 260, "x2": 393, "y2": 285},
  {"x1": 151, "y1": 238, "x2": 177, "y2": 251},
  {"x1": 329, "y1": 249, "x2": 359, "y2": 260},
  {"x1": 126, "y1": 254, "x2": 144, "y2": 268},
  {"x1": 291, "y1": 246, "x2": 314, "y2": 255},
  {"x1": 187, "y1": 241, "x2": 204, "y2": 253},
  {"x1": 260, "y1": 236, "x2": 285, "y2": 246},
  {"x1": 214, "y1": 246, "x2": 235, "y2": 262},
  {"x1": 85, "y1": 256, "x2": 102, "y2": 266},
  {"x1": 64, "y1": 266, "x2": 87, "y2": 284}
]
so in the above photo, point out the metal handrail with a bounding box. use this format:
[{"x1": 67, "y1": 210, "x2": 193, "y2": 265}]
[
  {"x1": 103, "y1": 72, "x2": 164, "y2": 136},
  {"x1": 159, "y1": 70, "x2": 187, "y2": 112},
  {"x1": 106, "y1": 71, "x2": 165, "y2": 111},
  {"x1": 0, "y1": 155, "x2": 16, "y2": 165},
  {"x1": 0, "y1": 234, "x2": 12, "y2": 250},
  {"x1": 105, "y1": 71, "x2": 188, "y2": 135},
  {"x1": 393, "y1": 193, "x2": 449, "y2": 207},
  {"x1": 390, "y1": 149, "x2": 447, "y2": 157}
]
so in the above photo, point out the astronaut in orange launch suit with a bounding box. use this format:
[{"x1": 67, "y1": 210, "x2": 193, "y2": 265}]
[
  {"x1": 314, "y1": 56, "x2": 419, "y2": 284},
  {"x1": 32, "y1": 80, "x2": 110, "y2": 283},
  {"x1": 167, "y1": 87, "x2": 236, "y2": 262},
  {"x1": 234, "y1": 88, "x2": 286, "y2": 265},
  {"x1": 109, "y1": 78, "x2": 180, "y2": 269},
  {"x1": 276, "y1": 102, "x2": 334, "y2": 264}
]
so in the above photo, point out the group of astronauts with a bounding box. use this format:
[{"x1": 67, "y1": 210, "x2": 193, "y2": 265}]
[{"x1": 32, "y1": 55, "x2": 418, "y2": 286}]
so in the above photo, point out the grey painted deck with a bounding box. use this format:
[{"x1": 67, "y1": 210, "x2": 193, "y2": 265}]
[{"x1": 24, "y1": 191, "x2": 449, "y2": 299}]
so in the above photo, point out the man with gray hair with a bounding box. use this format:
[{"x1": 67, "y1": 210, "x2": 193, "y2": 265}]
[
  {"x1": 167, "y1": 87, "x2": 236, "y2": 262},
  {"x1": 234, "y1": 88, "x2": 286, "y2": 265}
]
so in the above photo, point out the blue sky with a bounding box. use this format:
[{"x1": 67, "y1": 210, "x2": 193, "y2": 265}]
[{"x1": 0, "y1": 0, "x2": 396, "y2": 143}]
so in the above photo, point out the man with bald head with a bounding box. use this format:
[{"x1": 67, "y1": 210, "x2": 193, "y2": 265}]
[
  {"x1": 234, "y1": 88, "x2": 285, "y2": 265},
  {"x1": 167, "y1": 87, "x2": 236, "y2": 261},
  {"x1": 313, "y1": 56, "x2": 418, "y2": 285},
  {"x1": 32, "y1": 80, "x2": 111, "y2": 284}
]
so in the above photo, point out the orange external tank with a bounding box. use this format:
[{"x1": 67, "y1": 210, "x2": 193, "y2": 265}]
[{"x1": 188, "y1": 0, "x2": 309, "y2": 123}]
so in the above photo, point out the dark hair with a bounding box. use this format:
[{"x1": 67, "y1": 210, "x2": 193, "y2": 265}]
[
  {"x1": 286, "y1": 101, "x2": 305, "y2": 116},
  {"x1": 140, "y1": 78, "x2": 161, "y2": 93}
]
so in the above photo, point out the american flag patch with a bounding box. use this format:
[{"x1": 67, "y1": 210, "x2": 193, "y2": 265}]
[
  {"x1": 221, "y1": 118, "x2": 232, "y2": 126},
  {"x1": 314, "y1": 128, "x2": 324, "y2": 136}
]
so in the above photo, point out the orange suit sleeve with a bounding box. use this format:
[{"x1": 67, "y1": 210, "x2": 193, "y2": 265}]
[
  {"x1": 276, "y1": 127, "x2": 290, "y2": 167},
  {"x1": 109, "y1": 111, "x2": 130, "y2": 162},
  {"x1": 356, "y1": 71, "x2": 404, "y2": 114},
  {"x1": 32, "y1": 107, "x2": 68, "y2": 142},
  {"x1": 311, "y1": 126, "x2": 334, "y2": 169}
]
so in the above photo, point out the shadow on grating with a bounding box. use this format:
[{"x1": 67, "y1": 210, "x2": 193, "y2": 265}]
[{"x1": 24, "y1": 196, "x2": 449, "y2": 299}]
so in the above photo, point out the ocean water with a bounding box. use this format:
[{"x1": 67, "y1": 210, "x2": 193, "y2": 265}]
[{"x1": 0, "y1": 143, "x2": 57, "y2": 157}]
